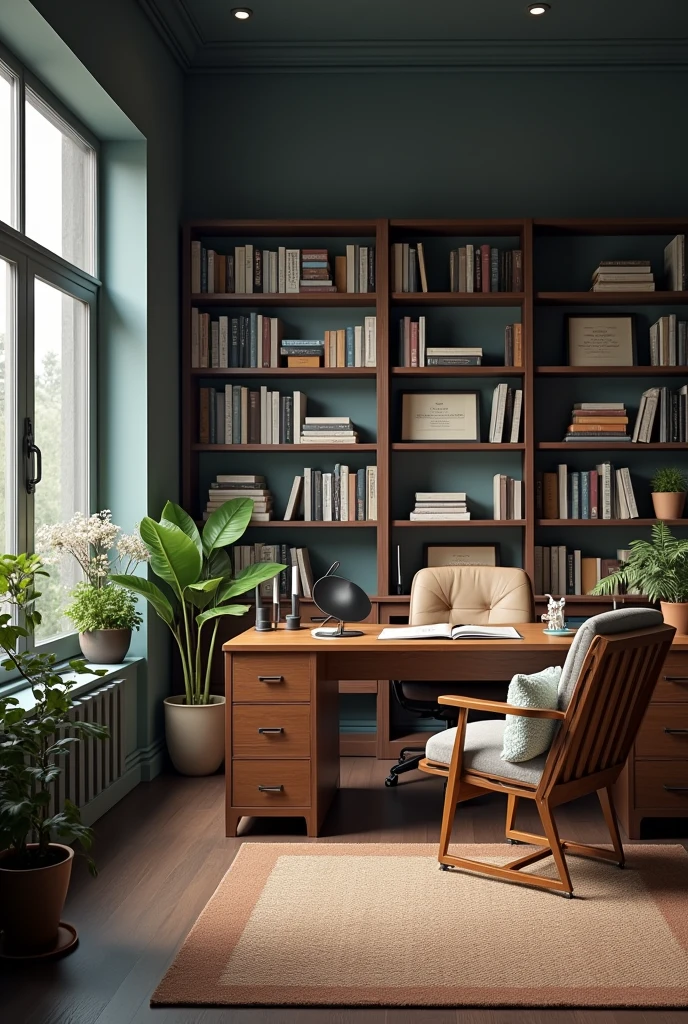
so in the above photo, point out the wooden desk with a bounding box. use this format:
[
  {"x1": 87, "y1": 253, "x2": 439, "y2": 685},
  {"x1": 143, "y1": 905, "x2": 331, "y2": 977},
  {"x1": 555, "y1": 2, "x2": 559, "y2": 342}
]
[{"x1": 223, "y1": 623, "x2": 688, "y2": 839}]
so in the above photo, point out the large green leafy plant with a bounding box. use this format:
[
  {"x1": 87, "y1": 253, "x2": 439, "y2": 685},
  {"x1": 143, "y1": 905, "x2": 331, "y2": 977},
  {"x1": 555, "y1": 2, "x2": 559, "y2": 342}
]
[
  {"x1": 112, "y1": 499, "x2": 285, "y2": 706},
  {"x1": 0, "y1": 554, "x2": 108, "y2": 871},
  {"x1": 591, "y1": 521, "x2": 688, "y2": 603}
]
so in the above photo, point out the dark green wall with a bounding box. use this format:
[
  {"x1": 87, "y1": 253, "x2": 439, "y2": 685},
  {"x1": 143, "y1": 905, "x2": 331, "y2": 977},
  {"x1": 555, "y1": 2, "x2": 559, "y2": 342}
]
[{"x1": 184, "y1": 70, "x2": 688, "y2": 218}]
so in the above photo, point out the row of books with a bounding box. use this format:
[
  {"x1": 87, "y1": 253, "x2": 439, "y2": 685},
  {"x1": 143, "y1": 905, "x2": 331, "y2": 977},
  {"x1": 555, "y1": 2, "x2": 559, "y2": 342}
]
[
  {"x1": 635, "y1": 386, "x2": 688, "y2": 443},
  {"x1": 493, "y1": 476, "x2": 524, "y2": 520},
  {"x1": 504, "y1": 324, "x2": 524, "y2": 367},
  {"x1": 649, "y1": 315, "x2": 688, "y2": 366},
  {"x1": 537, "y1": 464, "x2": 638, "y2": 520},
  {"x1": 284, "y1": 466, "x2": 378, "y2": 522},
  {"x1": 533, "y1": 547, "x2": 630, "y2": 597},
  {"x1": 298, "y1": 321, "x2": 377, "y2": 368},
  {"x1": 563, "y1": 403, "x2": 629, "y2": 442},
  {"x1": 489, "y1": 384, "x2": 523, "y2": 443},
  {"x1": 203, "y1": 475, "x2": 274, "y2": 522},
  {"x1": 409, "y1": 492, "x2": 469, "y2": 521},
  {"x1": 449, "y1": 246, "x2": 523, "y2": 294},
  {"x1": 590, "y1": 260, "x2": 655, "y2": 292},
  {"x1": 191, "y1": 242, "x2": 375, "y2": 294},
  {"x1": 199, "y1": 387, "x2": 306, "y2": 445},
  {"x1": 232, "y1": 543, "x2": 315, "y2": 600}
]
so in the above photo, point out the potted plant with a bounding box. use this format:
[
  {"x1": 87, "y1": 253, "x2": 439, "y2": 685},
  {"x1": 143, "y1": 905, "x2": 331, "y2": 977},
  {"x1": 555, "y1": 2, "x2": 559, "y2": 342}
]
[
  {"x1": 650, "y1": 467, "x2": 687, "y2": 521},
  {"x1": 112, "y1": 499, "x2": 285, "y2": 776},
  {"x1": 0, "y1": 553, "x2": 108, "y2": 957},
  {"x1": 37, "y1": 511, "x2": 149, "y2": 664},
  {"x1": 590, "y1": 521, "x2": 688, "y2": 633}
]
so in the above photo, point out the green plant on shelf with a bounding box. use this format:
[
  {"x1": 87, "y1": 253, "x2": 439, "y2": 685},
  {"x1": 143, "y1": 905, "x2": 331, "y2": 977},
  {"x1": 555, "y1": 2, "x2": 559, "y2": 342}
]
[
  {"x1": 650, "y1": 467, "x2": 687, "y2": 493},
  {"x1": 590, "y1": 522, "x2": 688, "y2": 603}
]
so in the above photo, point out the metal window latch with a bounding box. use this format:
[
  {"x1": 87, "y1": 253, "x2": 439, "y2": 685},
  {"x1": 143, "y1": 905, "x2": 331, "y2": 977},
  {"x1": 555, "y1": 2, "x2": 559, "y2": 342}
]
[
  {"x1": 257, "y1": 784, "x2": 283, "y2": 792},
  {"x1": 24, "y1": 417, "x2": 42, "y2": 494},
  {"x1": 258, "y1": 727, "x2": 283, "y2": 734}
]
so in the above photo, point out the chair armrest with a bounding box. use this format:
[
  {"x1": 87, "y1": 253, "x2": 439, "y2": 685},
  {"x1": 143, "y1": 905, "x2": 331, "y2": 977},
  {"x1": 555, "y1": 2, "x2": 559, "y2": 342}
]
[{"x1": 437, "y1": 694, "x2": 565, "y2": 720}]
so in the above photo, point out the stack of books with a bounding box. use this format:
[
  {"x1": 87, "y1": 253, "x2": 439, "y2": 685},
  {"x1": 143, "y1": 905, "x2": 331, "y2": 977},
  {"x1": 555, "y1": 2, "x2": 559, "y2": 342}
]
[
  {"x1": 191, "y1": 242, "x2": 374, "y2": 294},
  {"x1": 280, "y1": 339, "x2": 324, "y2": 367},
  {"x1": 649, "y1": 314, "x2": 688, "y2": 366},
  {"x1": 199, "y1": 387, "x2": 307, "y2": 445},
  {"x1": 539, "y1": 463, "x2": 638, "y2": 520},
  {"x1": 191, "y1": 313, "x2": 283, "y2": 369},
  {"x1": 409, "y1": 491, "x2": 470, "y2": 521},
  {"x1": 284, "y1": 465, "x2": 377, "y2": 522},
  {"x1": 449, "y1": 245, "x2": 523, "y2": 293},
  {"x1": 425, "y1": 347, "x2": 482, "y2": 367},
  {"x1": 203, "y1": 475, "x2": 273, "y2": 523},
  {"x1": 534, "y1": 546, "x2": 627, "y2": 597},
  {"x1": 493, "y1": 476, "x2": 524, "y2": 520},
  {"x1": 233, "y1": 543, "x2": 315, "y2": 600},
  {"x1": 664, "y1": 234, "x2": 686, "y2": 291},
  {"x1": 563, "y1": 403, "x2": 630, "y2": 442},
  {"x1": 300, "y1": 417, "x2": 360, "y2": 444},
  {"x1": 633, "y1": 385, "x2": 688, "y2": 443},
  {"x1": 299, "y1": 249, "x2": 334, "y2": 294},
  {"x1": 489, "y1": 384, "x2": 523, "y2": 443},
  {"x1": 590, "y1": 260, "x2": 655, "y2": 292},
  {"x1": 504, "y1": 324, "x2": 523, "y2": 366},
  {"x1": 392, "y1": 243, "x2": 429, "y2": 293}
]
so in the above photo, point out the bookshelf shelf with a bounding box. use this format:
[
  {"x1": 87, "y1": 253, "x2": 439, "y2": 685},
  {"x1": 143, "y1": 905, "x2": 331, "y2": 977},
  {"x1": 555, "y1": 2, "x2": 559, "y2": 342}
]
[
  {"x1": 537, "y1": 519, "x2": 687, "y2": 527},
  {"x1": 191, "y1": 293, "x2": 376, "y2": 308},
  {"x1": 392, "y1": 292, "x2": 524, "y2": 307},
  {"x1": 392, "y1": 442, "x2": 525, "y2": 452},
  {"x1": 536, "y1": 366, "x2": 688, "y2": 377},
  {"x1": 247, "y1": 521, "x2": 377, "y2": 529},
  {"x1": 538, "y1": 442, "x2": 688, "y2": 451},
  {"x1": 393, "y1": 520, "x2": 526, "y2": 528},
  {"x1": 191, "y1": 367, "x2": 376, "y2": 378},
  {"x1": 192, "y1": 443, "x2": 377, "y2": 452},
  {"x1": 392, "y1": 366, "x2": 524, "y2": 378},
  {"x1": 536, "y1": 291, "x2": 688, "y2": 306}
]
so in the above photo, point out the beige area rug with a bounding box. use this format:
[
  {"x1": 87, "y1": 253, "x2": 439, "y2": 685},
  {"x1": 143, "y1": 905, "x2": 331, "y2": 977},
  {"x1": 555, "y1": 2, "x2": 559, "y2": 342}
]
[{"x1": 152, "y1": 842, "x2": 688, "y2": 1008}]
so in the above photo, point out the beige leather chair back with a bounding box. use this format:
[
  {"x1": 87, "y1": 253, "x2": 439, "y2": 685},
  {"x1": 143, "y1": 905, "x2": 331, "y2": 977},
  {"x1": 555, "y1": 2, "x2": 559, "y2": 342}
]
[{"x1": 409, "y1": 566, "x2": 534, "y2": 627}]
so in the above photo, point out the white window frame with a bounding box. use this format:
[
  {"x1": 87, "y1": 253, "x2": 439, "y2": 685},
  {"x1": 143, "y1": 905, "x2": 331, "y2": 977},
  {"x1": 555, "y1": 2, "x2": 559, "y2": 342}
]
[{"x1": 0, "y1": 41, "x2": 100, "y2": 664}]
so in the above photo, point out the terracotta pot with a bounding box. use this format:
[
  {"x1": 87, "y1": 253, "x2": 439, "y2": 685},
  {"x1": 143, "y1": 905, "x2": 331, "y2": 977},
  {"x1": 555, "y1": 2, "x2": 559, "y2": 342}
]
[
  {"x1": 79, "y1": 628, "x2": 131, "y2": 664},
  {"x1": 660, "y1": 601, "x2": 688, "y2": 635},
  {"x1": 0, "y1": 843, "x2": 73, "y2": 954},
  {"x1": 164, "y1": 695, "x2": 226, "y2": 776},
  {"x1": 651, "y1": 491, "x2": 686, "y2": 520}
]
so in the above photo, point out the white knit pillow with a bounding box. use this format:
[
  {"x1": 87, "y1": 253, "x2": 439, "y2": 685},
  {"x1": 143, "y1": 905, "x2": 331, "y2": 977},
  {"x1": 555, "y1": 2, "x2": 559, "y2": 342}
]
[{"x1": 501, "y1": 665, "x2": 562, "y2": 763}]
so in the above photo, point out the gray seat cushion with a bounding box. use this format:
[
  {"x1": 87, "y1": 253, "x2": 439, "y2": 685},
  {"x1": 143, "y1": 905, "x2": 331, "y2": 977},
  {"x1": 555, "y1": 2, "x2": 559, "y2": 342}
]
[
  {"x1": 425, "y1": 720, "x2": 547, "y2": 786},
  {"x1": 556, "y1": 607, "x2": 663, "y2": 710}
]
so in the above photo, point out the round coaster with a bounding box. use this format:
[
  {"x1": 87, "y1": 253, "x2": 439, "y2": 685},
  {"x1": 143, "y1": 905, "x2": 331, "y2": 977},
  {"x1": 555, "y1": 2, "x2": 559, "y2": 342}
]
[
  {"x1": 0, "y1": 922, "x2": 79, "y2": 961},
  {"x1": 542, "y1": 628, "x2": 576, "y2": 635}
]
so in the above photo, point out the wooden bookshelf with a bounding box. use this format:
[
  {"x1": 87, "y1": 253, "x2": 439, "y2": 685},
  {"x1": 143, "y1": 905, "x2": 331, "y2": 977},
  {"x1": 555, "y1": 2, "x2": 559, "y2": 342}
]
[{"x1": 183, "y1": 216, "x2": 688, "y2": 758}]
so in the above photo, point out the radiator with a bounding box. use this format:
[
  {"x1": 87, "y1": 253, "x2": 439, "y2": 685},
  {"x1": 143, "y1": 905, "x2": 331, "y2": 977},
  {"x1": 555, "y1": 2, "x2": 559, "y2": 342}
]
[{"x1": 51, "y1": 679, "x2": 126, "y2": 812}]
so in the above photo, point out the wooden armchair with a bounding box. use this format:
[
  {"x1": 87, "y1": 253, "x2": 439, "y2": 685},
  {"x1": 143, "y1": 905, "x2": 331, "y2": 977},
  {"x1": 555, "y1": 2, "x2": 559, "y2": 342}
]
[{"x1": 419, "y1": 608, "x2": 675, "y2": 897}]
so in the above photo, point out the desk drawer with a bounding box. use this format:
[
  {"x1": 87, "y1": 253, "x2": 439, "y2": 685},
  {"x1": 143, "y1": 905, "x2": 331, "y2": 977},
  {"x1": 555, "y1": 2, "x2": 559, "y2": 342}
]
[
  {"x1": 635, "y1": 760, "x2": 688, "y2": 809},
  {"x1": 231, "y1": 654, "x2": 311, "y2": 703},
  {"x1": 232, "y1": 705, "x2": 310, "y2": 758},
  {"x1": 232, "y1": 759, "x2": 311, "y2": 807},
  {"x1": 636, "y1": 704, "x2": 688, "y2": 758},
  {"x1": 654, "y1": 654, "x2": 688, "y2": 702}
]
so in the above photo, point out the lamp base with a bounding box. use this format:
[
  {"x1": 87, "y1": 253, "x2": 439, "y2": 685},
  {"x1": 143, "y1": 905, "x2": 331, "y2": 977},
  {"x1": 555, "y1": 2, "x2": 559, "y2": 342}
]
[{"x1": 311, "y1": 621, "x2": 365, "y2": 639}]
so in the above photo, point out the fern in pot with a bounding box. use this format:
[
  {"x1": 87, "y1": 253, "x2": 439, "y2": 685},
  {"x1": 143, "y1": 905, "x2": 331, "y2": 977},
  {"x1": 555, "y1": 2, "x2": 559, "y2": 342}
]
[
  {"x1": 591, "y1": 521, "x2": 688, "y2": 633},
  {"x1": 111, "y1": 499, "x2": 285, "y2": 776},
  {"x1": 651, "y1": 466, "x2": 687, "y2": 521}
]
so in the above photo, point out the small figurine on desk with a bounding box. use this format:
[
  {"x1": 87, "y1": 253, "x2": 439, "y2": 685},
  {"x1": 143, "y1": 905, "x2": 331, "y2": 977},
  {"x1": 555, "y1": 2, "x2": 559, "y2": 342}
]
[{"x1": 541, "y1": 593, "x2": 566, "y2": 633}]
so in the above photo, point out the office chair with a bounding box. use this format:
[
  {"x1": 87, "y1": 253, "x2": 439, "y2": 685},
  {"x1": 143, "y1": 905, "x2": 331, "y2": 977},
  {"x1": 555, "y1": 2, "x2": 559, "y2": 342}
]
[{"x1": 384, "y1": 565, "x2": 534, "y2": 787}]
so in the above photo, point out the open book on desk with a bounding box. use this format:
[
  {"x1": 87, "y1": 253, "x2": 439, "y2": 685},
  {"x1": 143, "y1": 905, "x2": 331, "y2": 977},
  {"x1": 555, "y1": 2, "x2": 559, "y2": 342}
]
[{"x1": 377, "y1": 623, "x2": 522, "y2": 641}]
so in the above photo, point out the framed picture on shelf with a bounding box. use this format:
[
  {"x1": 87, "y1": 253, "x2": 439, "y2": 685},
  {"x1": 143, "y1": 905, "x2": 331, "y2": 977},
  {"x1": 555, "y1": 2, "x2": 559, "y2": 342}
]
[
  {"x1": 401, "y1": 391, "x2": 480, "y2": 442},
  {"x1": 425, "y1": 544, "x2": 499, "y2": 568},
  {"x1": 566, "y1": 314, "x2": 636, "y2": 367}
]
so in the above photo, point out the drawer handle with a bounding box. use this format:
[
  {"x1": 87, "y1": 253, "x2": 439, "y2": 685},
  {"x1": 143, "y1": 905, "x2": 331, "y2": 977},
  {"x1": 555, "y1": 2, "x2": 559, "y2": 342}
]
[
  {"x1": 258, "y1": 675, "x2": 284, "y2": 683},
  {"x1": 663, "y1": 785, "x2": 688, "y2": 792},
  {"x1": 258, "y1": 727, "x2": 284, "y2": 735},
  {"x1": 258, "y1": 784, "x2": 284, "y2": 793},
  {"x1": 663, "y1": 676, "x2": 688, "y2": 683},
  {"x1": 664, "y1": 728, "x2": 688, "y2": 735}
]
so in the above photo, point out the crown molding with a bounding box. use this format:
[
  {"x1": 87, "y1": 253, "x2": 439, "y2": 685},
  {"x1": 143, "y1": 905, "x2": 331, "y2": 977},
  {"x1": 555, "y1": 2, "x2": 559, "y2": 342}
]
[{"x1": 138, "y1": 0, "x2": 202, "y2": 69}]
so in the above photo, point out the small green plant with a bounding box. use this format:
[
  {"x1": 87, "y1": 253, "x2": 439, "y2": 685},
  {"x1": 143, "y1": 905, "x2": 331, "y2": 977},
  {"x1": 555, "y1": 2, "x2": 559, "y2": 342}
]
[
  {"x1": 112, "y1": 499, "x2": 286, "y2": 706},
  {"x1": 0, "y1": 554, "x2": 108, "y2": 872},
  {"x1": 590, "y1": 521, "x2": 688, "y2": 603},
  {"x1": 651, "y1": 467, "x2": 688, "y2": 493},
  {"x1": 65, "y1": 582, "x2": 143, "y2": 632}
]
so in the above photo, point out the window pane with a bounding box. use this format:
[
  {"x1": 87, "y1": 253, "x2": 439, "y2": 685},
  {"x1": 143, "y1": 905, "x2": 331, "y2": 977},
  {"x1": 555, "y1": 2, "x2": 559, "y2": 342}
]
[
  {"x1": 0, "y1": 62, "x2": 18, "y2": 228},
  {"x1": 0, "y1": 256, "x2": 17, "y2": 553},
  {"x1": 33, "y1": 278, "x2": 89, "y2": 643},
  {"x1": 25, "y1": 89, "x2": 96, "y2": 274}
]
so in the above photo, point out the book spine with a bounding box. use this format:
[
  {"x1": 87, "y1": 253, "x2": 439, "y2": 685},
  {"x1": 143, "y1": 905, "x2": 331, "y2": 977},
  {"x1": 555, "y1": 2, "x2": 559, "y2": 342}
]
[
  {"x1": 313, "y1": 470, "x2": 323, "y2": 521},
  {"x1": 490, "y1": 248, "x2": 499, "y2": 292},
  {"x1": 345, "y1": 326, "x2": 355, "y2": 367},
  {"x1": 224, "y1": 384, "x2": 232, "y2": 444},
  {"x1": 513, "y1": 250, "x2": 523, "y2": 292},
  {"x1": 232, "y1": 386, "x2": 242, "y2": 445},
  {"x1": 209, "y1": 388, "x2": 216, "y2": 444},
  {"x1": 356, "y1": 468, "x2": 366, "y2": 520}
]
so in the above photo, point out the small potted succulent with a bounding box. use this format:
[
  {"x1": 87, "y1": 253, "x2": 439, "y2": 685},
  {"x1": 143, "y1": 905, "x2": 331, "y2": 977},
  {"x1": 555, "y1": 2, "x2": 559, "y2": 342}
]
[
  {"x1": 37, "y1": 511, "x2": 148, "y2": 664},
  {"x1": 650, "y1": 467, "x2": 687, "y2": 521},
  {"x1": 0, "y1": 553, "x2": 107, "y2": 956}
]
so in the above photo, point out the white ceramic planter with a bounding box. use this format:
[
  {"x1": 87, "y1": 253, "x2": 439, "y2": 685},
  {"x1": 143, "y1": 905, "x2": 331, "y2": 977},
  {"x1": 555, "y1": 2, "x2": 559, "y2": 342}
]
[{"x1": 163, "y1": 695, "x2": 226, "y2": 776}]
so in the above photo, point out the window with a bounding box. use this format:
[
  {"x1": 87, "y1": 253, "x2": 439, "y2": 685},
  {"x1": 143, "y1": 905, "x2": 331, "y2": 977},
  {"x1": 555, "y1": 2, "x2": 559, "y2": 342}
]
[{"x1": 0, "y1": 45, "x2": 98, "y2": 658}]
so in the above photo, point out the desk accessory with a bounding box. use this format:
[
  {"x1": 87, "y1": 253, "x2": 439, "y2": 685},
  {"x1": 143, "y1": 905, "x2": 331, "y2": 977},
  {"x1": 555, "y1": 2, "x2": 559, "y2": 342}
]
[
  {"x1": 272, "y1": 576, "x2": 280, "y2": 629},
  {"x1": 311, "y1": 561, "x2": 372, "y2": 638},
  {"x1": 254, "y1": 586, "x2": 272, "y2": 631},
  {"x1": 396, "y1": 545, "x2": 403, "y2": 594},
  {"x1": 541, "y1": 593, "x2": 566, "y2": 632},
  {"x1": 286, "y1": 566, "x2": 301, "y2": 630}
]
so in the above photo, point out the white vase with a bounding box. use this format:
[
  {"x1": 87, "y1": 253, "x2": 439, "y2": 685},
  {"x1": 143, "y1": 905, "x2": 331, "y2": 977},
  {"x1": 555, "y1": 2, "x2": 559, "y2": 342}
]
[{"x1": 163, "y1": 695, "x2": 226, "y2": 776}]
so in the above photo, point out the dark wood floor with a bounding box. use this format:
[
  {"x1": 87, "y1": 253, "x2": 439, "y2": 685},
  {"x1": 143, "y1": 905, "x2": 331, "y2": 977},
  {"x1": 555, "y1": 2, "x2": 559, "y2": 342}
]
[{"x1": 3, "y1": 757, "x2": 688, "y2": 1024}]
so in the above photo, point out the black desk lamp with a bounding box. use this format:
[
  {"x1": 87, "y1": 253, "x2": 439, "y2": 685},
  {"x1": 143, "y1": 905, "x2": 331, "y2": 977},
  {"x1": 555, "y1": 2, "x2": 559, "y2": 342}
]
[{"x1": 311, "y1": 562, "x2": 372, "y2": 639}]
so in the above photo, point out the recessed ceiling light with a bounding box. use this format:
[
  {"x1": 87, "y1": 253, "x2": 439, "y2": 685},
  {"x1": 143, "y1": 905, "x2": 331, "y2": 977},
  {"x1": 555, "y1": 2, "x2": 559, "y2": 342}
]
[
  {"x1": 528, "y1": 3, "x2": 550, "y2": 13},
  {"x1": 232, "y1": 7, "x2": 253, "y2": 19}
]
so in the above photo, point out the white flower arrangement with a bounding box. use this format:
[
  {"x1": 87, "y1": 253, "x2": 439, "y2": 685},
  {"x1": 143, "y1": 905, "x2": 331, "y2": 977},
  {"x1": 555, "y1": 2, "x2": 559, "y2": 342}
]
[{"x1": 36, "y1": 510, "x2": 149, "y2": 589}]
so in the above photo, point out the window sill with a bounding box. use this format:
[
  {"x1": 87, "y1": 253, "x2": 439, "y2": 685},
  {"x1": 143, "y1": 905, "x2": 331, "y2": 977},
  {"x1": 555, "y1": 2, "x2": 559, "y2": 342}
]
[{"x1": 4, "y1": 657, "x2": 144, "y2": 714}]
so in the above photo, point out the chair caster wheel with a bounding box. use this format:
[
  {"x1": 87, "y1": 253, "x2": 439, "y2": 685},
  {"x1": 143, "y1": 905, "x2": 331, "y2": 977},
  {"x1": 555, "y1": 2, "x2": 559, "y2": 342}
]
[
  {"x1": 563, "y1": 891, "x2": 574, "y2": 899},
  {"x1": 507, "y1": 838, "x2": 520, "y2": 845},
  {"x1": 618, "y1": 861, "x2": 625, "y2": 869},
  {"x1": 439, "y1": 863, "x2": 450, "y2": 871},
  {"x1": 385, "y1": 775, "x2": 398, "y2": 787}
]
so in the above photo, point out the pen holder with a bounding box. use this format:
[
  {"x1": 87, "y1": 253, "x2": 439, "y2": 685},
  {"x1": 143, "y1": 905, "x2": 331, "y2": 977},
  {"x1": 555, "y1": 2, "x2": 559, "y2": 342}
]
[
  {"x1": 285, "y1": 614, "x2": 301, "y2": 631},
  {"x1": 255, "y1": 607, "x2": 273, "y2": 632}
]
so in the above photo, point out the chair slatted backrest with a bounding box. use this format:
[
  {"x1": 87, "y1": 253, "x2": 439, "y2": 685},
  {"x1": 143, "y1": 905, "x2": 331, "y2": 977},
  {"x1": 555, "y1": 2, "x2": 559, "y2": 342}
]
[{"x1": 539, "y1": 624, "x2": 675, "y2": 794}]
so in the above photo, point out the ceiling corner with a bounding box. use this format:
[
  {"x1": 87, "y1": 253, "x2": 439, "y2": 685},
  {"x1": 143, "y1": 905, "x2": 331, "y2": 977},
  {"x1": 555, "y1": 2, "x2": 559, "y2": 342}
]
[{"x1": 138, "y1": 0, "x2": 202, "y2": 70}]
